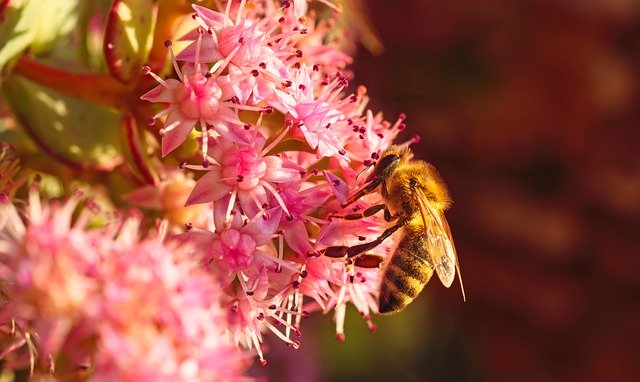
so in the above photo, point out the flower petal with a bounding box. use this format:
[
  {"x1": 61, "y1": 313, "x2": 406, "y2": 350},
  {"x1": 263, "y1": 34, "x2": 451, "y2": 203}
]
[
  {"x1": 140, "y1": 79, "x2": 181, "y2": 103},
  {"x1": 161, "y1": 116, "x2": 197, "y2": 157},
  {"x1": 284, "y1": 221, "x2": 313, "y2": 255},
  {"x1": 242, "y1": 207, "x2": 281, "y2": 245},
  {"x1": 185, "y1": 168, "x2": 228, "y2": 205},
  {"x1": 323, "y1": 171, "x2": 348, "y2": 204},
  {"x1": 263, "y1": 156, "x2": 301, "y2": 183},
  {"x1": 176, "y1": 36, "x2": 223, "y2": 63},
  {"x1": 193, "y1": 5, "x2": 233, "y2": 33}
]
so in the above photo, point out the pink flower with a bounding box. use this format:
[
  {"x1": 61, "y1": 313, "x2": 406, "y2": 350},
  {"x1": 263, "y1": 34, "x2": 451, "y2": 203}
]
[
  {"x1": 141, "y1": 59, "x2": 251, "y2": 157},
  {"x1": 344, "y1": 110, "x2": 404, "y2": 164},
  {"x1": 178, "y1": 1, "x2": 298, "y2": 73},
  {"x1": 208, "y1": 205, "x2": 282, "y2": 274},
  {"x1": 178, "y1": 3, "x2": 302, "y2": 106},
  {"x1": 0, "y1": 194, "x2": 250, "y2": 379},
  {"x1": 0, "y1": 192, "x2": 100, "y2": 368},
  {"x1": 92, "y1": 219, "x2": 249, "y2": 381},
  {"x1": 273, "y1": 175, "x2": 332, "y2": 255},
  {"x1": 180, "y1": 200, "x2": 305, "y2": 365},
  {"x1": 185, "y1": 131, "x2": 302, "y2": 219},
  {"x1": 293, "y1": 10, "x2": 353, "y2": 74},
  {"x1": 274, "y1": 64, "x2": 352, "y2": 158}
]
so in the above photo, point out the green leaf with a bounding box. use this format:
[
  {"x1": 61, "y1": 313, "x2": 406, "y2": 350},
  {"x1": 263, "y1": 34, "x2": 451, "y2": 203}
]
[
  {"x1": 2, "y1": 75, "x2": 124, "y2": 170},
  {"x1": 104, "y1": 0, "x2": 156, "y2": 83},
  {"x1": 0, "y1": 0, "x2": 81, "y2": 69}
]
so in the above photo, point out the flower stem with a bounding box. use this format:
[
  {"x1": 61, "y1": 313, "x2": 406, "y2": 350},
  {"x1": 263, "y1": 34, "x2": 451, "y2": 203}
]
[{"x1": 13, "y1": 56, "x2": 132, "y2": 110}]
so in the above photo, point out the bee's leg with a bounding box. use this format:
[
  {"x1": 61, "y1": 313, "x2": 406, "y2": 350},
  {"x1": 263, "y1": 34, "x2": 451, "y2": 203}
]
[
  {"x1": 352, "y1": 254, "x2": 384, "y2": 268},
  {"x1": 342, "y1": 176, "x2": 387, "y2": 207},
  {"x1": 321, "y1": 221, "x2": 403, "y2": 259},
  {"x1": 332, "y1": 204, "x2": 396, "y2": 222}
]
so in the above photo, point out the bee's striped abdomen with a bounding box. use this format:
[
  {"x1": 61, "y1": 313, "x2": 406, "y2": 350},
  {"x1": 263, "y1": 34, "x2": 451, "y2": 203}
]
[{"x1": 378, "y1": 233, "x2": 433, "y2": 315}]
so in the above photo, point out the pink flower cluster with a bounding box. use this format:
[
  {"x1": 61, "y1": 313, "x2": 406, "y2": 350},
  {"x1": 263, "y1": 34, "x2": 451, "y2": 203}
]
[
  {"x1": 0, "y1": 0, "x2": 412, "y2": 377},
  {"x1": 0, "y1": 192, "x2": 249, "y2": 380},
  {"x1": 141, "y1": 0, "x2": 407, "y2": 363}
]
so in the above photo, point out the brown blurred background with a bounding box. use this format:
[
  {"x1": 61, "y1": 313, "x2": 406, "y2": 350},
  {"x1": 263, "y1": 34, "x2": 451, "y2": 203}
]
[{"x1": 261, "y1": 1, "x2": 640, "y2": 381}]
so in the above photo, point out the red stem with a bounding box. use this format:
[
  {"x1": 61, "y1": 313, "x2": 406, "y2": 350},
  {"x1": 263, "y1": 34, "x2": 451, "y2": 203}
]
[
  {"x1": 13, "y1": 56, "x2": 134, "y2": 111},
  {"x1": 0, "y1": 0, "x2": 9, "y2": 22}
]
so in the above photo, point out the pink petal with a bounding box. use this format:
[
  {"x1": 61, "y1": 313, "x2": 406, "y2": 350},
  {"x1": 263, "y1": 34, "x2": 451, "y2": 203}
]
[
  {"x1": 193, "y1": 5, "x2": 233, "y2": 33},
  {"x1": 299, "y1": 124, "x2": 319, "y2": 149},
  {"x1": 161, "y1": 113, "x2": 197, "y2": 157},
  {"x1": 263, "y1": 156, "x2": 301, "y2": 183},
  {"x1": 252, "y1": 77, "x2": 276, "y2": 104},
  {"x1": 323, "y1": 171, "x2": 348, "y2": 204},
  {"x1": 140, "y1": 79, "x2": 181, "y2": 103},
  {"x1": 237, "y1": 187, "x2": 266, "y2": 217},
  {"x1": 213, "y1": 194, "x2": 243, "y2": 230},
  {"x1": 176, "y1": 36, "x2": 223, "y2": 63},
  {"x1": 242, "y1": 207, "x2": 281, "y2": 245},
  {"x1": 185, "y1": 168, "x2": 229, "y2": 205},
  {"x1": 284, "y1": 221, "x2": 313, "y2": 255},
  {"x1": 316, "y1": 218, "x2": 381, "y2": 247},
  {"x1": 122, "y1": 185, "x2": 162, "y2": 209},
  {"x1": 316, "y1": 128, "x2": 347, "y2": 159},
  {"x1": 207, "y1": 107, "x2": 251, "y2": 145},
  {"x1": 174, "y1": 230, "x2": 215, "y2": 249},
  {"x1": 273, "y1": 89, "x2": 298, "y2": 118}
]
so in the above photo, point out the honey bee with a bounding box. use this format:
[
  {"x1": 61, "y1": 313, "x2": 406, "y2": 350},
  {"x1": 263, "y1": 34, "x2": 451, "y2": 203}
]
[{"x1": 322, "y1": 145, "x2": 465, "y2": 314}]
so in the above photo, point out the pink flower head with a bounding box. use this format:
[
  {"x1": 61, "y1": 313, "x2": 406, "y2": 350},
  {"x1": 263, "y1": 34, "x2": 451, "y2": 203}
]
[
  {"x1": 208, "y1": 205, "x2": 282, "y2": 274},
  {"x1": 92, "y1": 219, "x2": 249, "y2": 381},
  {"x1": 178, "y1": 2, "x2": 304, "y2": 105},
  {"x1": 294, "y1": 10, "x2": 353, "y2": 75},
  {"x1": 0, "y1": 193, "x2": 249, "y2": 379},
  {"x1": 185, "y1": 131, "x2": 302, "y2": 220},
  {"x1": 142, "y1": 56, "x2": 252, "y2": 157},
  {"x1": 272, "y1": 173, "x2": 332, "y2": 255},
  {"x1": 134, "y1": 0, "x2": 424, "y2": 369},
  {"x1": 180, "y1": 199, "x2": 305, "y2": 365},
  {"x1": 0, "y1": 192, "x2": 101, "y2": 369},
  {"x1": 275, "y1": 64, "x2": 360, "y2": 158}
]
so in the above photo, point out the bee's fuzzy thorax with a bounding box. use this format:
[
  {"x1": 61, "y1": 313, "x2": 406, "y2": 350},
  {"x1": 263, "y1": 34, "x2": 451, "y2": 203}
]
[{"x1": 383, "y1": 160, "x2": 452, "y2": 215}]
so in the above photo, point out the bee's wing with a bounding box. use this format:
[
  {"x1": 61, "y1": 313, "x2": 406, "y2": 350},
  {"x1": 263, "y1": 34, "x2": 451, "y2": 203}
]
[{"x1": 414, "y1": 189, "x2": 457, "y2": 288}]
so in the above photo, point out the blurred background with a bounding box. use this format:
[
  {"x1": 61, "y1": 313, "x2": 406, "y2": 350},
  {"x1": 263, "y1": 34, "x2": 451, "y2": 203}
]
[{"x1": 264, "y1": 0, "x2": 640, "y2": 381}]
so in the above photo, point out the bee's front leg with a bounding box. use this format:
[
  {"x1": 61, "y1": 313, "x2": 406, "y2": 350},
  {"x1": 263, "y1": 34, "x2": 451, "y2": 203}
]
[
  {"x1": 330, "y1": 204, "x2": 397, "y2": 222},
  {"x1": 320, "y1": 221, "x2": 404, "y2": 259}
]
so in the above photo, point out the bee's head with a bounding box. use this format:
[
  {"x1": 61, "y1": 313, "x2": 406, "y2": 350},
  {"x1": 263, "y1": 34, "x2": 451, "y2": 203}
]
[{"x1": 364, "y1": 148, "x2": 404, "y2": 183}]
